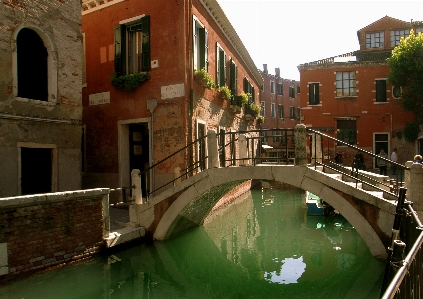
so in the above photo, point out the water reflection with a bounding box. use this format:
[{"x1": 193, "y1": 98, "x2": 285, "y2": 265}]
[{"x1": 0, "y1": 181, "x2": 385, "y2": 299}]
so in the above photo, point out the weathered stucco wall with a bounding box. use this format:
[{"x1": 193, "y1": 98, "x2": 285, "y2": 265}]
[{"x1": 0, "y1": 0, "x2": 83, "y2": 197}]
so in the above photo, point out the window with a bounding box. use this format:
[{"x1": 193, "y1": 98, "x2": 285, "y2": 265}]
[
  {"x1": 17, "y1": 28, "x2": 48, "y2": 101},
  {"x1": 366, "y1": 32, "x2": 384, "y2": 48},
  {"x1": 336, "y1": 71, "x2": 356, "y2": 97},
  {"x1": 114, "y1": 15, "x2": 150, "y2": 75},
  {"x1": 392, "y1": 85, "x2": 401, "y2": 99},
  {"x1": 243, "y1": 77, "x2": 255, "y2": 103},
  {"x1": 219, "y1": 128, "x2": 226, "y2": 167},
  {"x1": 271, "y1": 103, "x2": 276, "y2": 118},
  {"x1": 229, "y1": 59, "x2": 238, "y2": 98},
  {"x1": 216, "y1": 44, "x2": 226, "y2": 87},
  {"x1": 261, "y1": 131, "x2": 267, "y2": 144},
  {"x1": 297, "y1": 84, "x2": 300, "y2": 94},
  {"x1": 289, "y1": 86, "x2": 295, "y2": 98},
  {"x1": 297, "y1": 108, "x2": 301, "y2": 121},
  {"x1": 416, "y1": 28, "x2": 423, "y2": 34},
  {"x1": 260, "y1": 101, "x2": 265, "y2": 116},
  {"x1": 375, "y1": 79, "x2": 387, "y2": 102},
  {"x1": 308, "y1": 83, "x2": 319, "y2": 105},
  {"x1": 193, "y1": 18, "x2": 208, "y2": 71},
  {"x1": 273, "y1": 130, "x2": 279, "y2": 143},
  {"x1": 270, "y1": 81, "x2": 275, "y2": 94},
  {"x1": 277, "y1": 83, "x2": 283, "y2": 95},
  {"x1": 337, "y1": 120, "x2": 356, "y2": 145},
  {"x1": 390, "y1": 29, "x2": 410, "y2": 47},
  {"x1": 290, "y1": 106, "x2": 295, "y2": 119},
  {"x1": 278, "y1": 104, "x2": 284, "y2": 119}
]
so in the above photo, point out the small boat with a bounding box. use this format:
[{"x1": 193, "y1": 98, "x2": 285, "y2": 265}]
[{"x1": 306, "y1": 191, "x2": 326, "y2": 216}]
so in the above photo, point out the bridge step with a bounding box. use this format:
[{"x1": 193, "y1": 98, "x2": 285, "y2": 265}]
[
  {"x1": 344, "y1": 181, "x2": 363, "y2": 189},
  {"x1": 325, "y1": 173, "x2": 343, "y2": 180},
  {"x1": 366, "y1": 191, "x2": 384, "y2": 198}
]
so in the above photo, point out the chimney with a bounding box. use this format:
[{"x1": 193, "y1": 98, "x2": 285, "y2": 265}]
[
  {"x1": 263, "y1": 64, "x2": 268, "y2": 74},
  {"x1": 275, "y1": 68, "x2": 280, "y2": 78}
]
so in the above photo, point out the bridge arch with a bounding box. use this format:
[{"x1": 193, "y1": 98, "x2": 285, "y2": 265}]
[{"x1": 149, "y1": 165, "x2": 395, "y2": 259}]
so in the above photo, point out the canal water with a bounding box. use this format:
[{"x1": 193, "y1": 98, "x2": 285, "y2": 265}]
[{"x1": 0, "y1": 181, "x2": 385, "y2": 299}]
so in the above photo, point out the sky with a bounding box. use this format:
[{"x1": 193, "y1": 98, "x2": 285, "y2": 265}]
[{"x1": 216, "y1": 0, "x2": 422, "y2": 81}]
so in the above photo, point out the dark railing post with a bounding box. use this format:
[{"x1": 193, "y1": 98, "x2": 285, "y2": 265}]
[{"x1": 380, "y1": 187, "x2": 407, "y2": 297}]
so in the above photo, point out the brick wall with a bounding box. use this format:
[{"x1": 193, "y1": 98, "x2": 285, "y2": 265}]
[{"x1": 0, "y1": 189, "x2": 109, "y2": 282}]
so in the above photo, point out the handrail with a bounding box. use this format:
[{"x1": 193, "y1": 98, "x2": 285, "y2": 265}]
[{"x1": 306, "y1": 128, "x2": 408, "y2": 196}]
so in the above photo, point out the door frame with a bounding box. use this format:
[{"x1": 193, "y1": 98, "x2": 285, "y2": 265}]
[
  {"x1": 17, "y1": 142, "x2": 57, "y2": 195},
  {"x1": 373, "y1": 132, "x2": 390, "y2": 169},
  {"x1": 118, "y1": 118, "x2": 151, "y2": 199}
]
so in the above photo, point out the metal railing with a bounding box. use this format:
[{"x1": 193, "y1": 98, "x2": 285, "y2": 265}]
[
  {"x1": 306, "y1": 128, "x2": 408, "y2": 196},
  {"x1": 380, "y1": 188, "x2": 423, "y2": 298}
]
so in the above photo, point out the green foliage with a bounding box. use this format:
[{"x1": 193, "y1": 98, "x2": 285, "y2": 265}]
[
  {"x1": 257, "y1": 115, "x2": 265, "y2": 123},
  {"x1": 387, "y1": 30, "x2": 423, "y2": 121},
  {"x1": 248, "y1": 102, "x2": 261, "y2": 118},
  {"x1": 403, "y1": 121, "x2": 421, "y2": 142},
  {"x1": 217, "y1": 85, "x2": 232, "y2": 100},
  {"x1": 231, "y1": 92, "x2": 250, "y2": 106},
  {"x1": 194, "y1": 68, "x2": 216, "y2": 89},
  {"x1": 110, "y1": 72, "x2": 150, "y2": 91}
]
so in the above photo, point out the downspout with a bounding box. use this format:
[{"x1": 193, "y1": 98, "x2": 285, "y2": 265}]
[{"x1": 187, "y1": 0, "x2": 194, "y2": 172}]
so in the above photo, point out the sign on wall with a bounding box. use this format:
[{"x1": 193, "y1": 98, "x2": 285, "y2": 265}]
[
  {"x1": 89, "y1": 91, "x2": 110, "y2": 106},
  {"x1": 161, "y1": 83, "x2": 185, "y2": 100}
]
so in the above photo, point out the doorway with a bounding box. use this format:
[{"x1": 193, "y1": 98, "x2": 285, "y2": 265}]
[
  {"x1": 129, "y1": 123, "x2": 149, "y2": 196},
  {"x1": 21, "y1": 147, "x2": 52, "y2": 195},
  {"x1": 374, "y1": 133, "x2": 389, "y2": 168}
]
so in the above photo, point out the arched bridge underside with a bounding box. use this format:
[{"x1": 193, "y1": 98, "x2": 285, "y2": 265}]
[{"x1": 130, "y1": 165, "x2": 397, "y2": 259}]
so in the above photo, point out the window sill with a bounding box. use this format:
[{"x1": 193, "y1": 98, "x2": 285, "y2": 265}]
[
  {"x1": 308, "y1": 103, "x2": 322, "y2": 106},
  {"x1": 15, "y1": 97, "x2": 58, "y2": 107},
  {"x1": 374, "y1": 101, "x2": 389, "y2": 104},
  {"x1": 335, "y1": 96, "x2": 358, "y2": 99}
]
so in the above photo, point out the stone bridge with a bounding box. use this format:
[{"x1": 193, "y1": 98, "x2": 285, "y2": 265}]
[{"x1": 128, "y1": 125, "x2": 423, "y2": 259}]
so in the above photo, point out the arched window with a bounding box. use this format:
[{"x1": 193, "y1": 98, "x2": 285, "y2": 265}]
[{"x1": 17, "y1": 28, "x2": 48, "y2": 101}]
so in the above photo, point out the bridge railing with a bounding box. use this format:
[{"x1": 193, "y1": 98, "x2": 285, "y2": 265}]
[
  {"x1": 380, "y1": 188, "x2": 423, "y2": 298},
  {"x1": 306, "y1": 128, "x2": 408, "y2": 196},
  {"x1": 139, "y1": 127, "x2": 408, "y2": 200}
]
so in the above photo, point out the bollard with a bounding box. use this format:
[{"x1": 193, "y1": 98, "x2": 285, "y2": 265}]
[{"x1": 131, "y1": 169, "x2": 142, "y2": 204}]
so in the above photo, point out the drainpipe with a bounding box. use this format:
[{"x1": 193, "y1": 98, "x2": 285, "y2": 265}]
[{"x1": 147, "y1": 99, "x2": 158, "y2": 199}]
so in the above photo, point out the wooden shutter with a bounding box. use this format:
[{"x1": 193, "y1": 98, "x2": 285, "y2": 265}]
[
  {"x1": 220, "y1": 50, "x2": 225, "y2": 86},
  {"x1": 141, "y1": 15, "x2": 150, "y2": 72},
  {"x1": 199, "y1": 28, "x2": 206, "y2": 70},
  {"x1": 230, "y1": 59, "x2": 237, "y2": 96},
  {"x1": 114, "y1": 24, "x2": 126, "y2": 75}
]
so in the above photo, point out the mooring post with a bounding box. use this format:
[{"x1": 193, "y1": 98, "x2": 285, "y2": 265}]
[
  {"x1": 380, "y1": 187, "x2": 407, "y2": 296},
  {"x1": 132, "y1": 169, "x2": 143, "y2": 204},
  {"x1": 294, "y1": 124, "x2": 307, "y2": 166}
]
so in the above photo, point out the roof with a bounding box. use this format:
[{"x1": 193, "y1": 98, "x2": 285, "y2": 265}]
[{"x1": 298, "y1": 50, "x2": 391, "y2": 68}]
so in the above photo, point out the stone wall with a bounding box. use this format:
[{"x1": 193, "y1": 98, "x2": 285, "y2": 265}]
[{"x1": 0, "y1": 189, "x2": 109, "y2": 282}]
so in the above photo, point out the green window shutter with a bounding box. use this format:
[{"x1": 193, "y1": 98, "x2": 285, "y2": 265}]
[
  {"x1": 204, "y1": 30, "x2": 208, "y2": 71},
  {"x1": 315, "y1": 84, "x2": 319, "y2": 104},
  {"x1": 141, "y1": 15, "x2": 150, "y2": 72},
  {"x1": 230, "y1": 59, "x2": 237, "y2": 96},
  {"x1": 199, "y1": 28, "x2": 206, "y2": 70},
  {"x1": 219, "y1": 50, "x2": 225, "y2": 86},
  {"x1": 114, "y1": 24, "x2": 126, "y2": 75},
  {"x1": 243, "y1": 77, "x2": 248, "y2": 93},
  {"x1": 252, "y1": 86, "x2": 255, "y2": 102},
  {"x1": 216, "y1": 45, "x2": 220, "y2": 86}
]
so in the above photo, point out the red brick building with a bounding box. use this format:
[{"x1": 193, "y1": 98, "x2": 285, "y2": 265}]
[
  {"x1": 298, "y1": 16, "x2": 422, "y2": 167},
  {"x1": 258, "y1": 65, "x2": 300, "y2": 159},
  {"x1": 81, "y1": 0, "x2": 262, "y2": 201}
]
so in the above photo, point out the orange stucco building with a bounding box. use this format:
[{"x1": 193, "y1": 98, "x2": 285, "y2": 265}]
[
  {"x1": 298, "y1": 16, "x2": 422, "y2": 167},
  {"x1": 81, "y1": 0, "x2": 262, "y2": 201}
]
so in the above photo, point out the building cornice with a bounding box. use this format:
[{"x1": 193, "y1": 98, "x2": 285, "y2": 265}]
[
  {"x1": 199, "y1": 0, "x2": 263, "y2": 86},
  {"x1": 0, "y1": 112, "x2": 81, "y2": 124},
  {"x1": 81, "y1": 0, "x2": 125, "y2": 15}
]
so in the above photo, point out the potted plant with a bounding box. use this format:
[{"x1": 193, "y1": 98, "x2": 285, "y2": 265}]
[
  {"x1": 230, "y1": 92, "x2": 249, "y2": 113},
  {"x1": 110, "y1": 71, "x2": 150, "y2": 91},
  {"x1": 257, "y1": 115, "x2": 265, "y2": 124},
  {"x1": 194, "y1": 68, "x2": 216, "y2": 89},
  {"x1": 217, "y1": 85, "x2": 231, "y2": 100}
]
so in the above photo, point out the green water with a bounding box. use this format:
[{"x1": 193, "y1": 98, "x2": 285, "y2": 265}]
[{"x1": 0, "y1": 182, "x2": 385, "y2": 299}]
